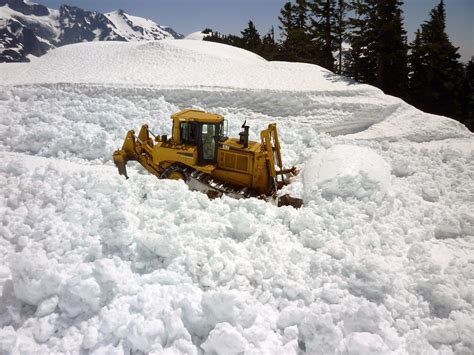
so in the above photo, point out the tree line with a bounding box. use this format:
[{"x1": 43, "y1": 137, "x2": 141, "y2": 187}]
[{"x1": 204, "y1": 0, "x2": 473, "y2": 130}]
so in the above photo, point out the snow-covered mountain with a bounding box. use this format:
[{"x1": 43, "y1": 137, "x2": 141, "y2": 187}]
[
  {"x1": 0, "y1": 0, "x2": 183, "y2": 62},
  {"x1": 105, "y1": 9, "x2": 182, "y2": 42},
  {"x1": 57, "y1": 4, "x2": 123, "y2": 46},
  {"x1": 0, "y1": 40, "x2": 473, "y2": 354},
  {"x1": 0, "y1": 16, "x2": 48, "y2": 61}
]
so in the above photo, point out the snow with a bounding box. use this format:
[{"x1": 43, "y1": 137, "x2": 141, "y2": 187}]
[
  {"x1": 201, "y1": 322, "x2": 248, "y2": 354},
  {"x1": 1, "y1": 40, "x2": 469, "y2": 142},
  {"x1": 0, "y1": 39, "x2": 473, "y2": 354},
  {"x1": 303, "y1": 145, "x2": 391, "y2": 202},
  {"x1": 0, "y1": 3, "x2": 61, "y2": 44},
  {"x1": 185, "y1": 31, "x2": 211, "y2": 41},
  {"x1": 105, "y1": 10, "x2": 177, "y2": 41}
]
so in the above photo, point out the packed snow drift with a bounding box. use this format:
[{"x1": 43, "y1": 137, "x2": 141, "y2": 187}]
[{"x1": 0, "y1": 40, "x2": 473, "y2": 354}]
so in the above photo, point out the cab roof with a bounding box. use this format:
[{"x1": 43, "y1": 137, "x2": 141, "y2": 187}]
[{"x1": 171, "y1": 109, "x2": 224, "y2": 123}]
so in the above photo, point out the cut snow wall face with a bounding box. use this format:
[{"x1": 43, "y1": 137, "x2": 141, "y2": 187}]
[
  {"x1": 1, "y1": 40, "x2": 469, "y2": 142},
  {"x1": 303, "y1": 145, "x2": 391, "y2": 203}
]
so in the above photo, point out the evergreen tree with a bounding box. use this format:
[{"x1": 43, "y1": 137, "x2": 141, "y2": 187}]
[
  {"x1": 294, "y1": 0, "x2": 308, "y2": 30},
  {"x1": 261, "y1": 27, "x2": 279, "y2": 60},
  {"x1": 408, "y1": 0, "x2": 464, "y2": 119},
  {"x1": 203, "y1": 31, "x2": 225, "y2": 44},
  {"x1": 227, "y1": 34, "x2": 244, "y2": 48},
  {"x1": 345, "y1": 0, "x2": 408, "y2": 97},
  {"x1": 334, "y1": 0, "x2": 348, "y2": 74},
  {"x1": 278, "y1": 2, "x2": 296, "y2": 61},
  {"x1": 241, "y1": 20, "x2": 262, "y2": 53},
  {"x1": 308, "y1": 0, "x2": 337, "y2": 71},
  {"x1": 374, "y1": 0, "x2": 408, "y2": 96},
  {"x1": 345, "y1": 0, "x2": 375, "y2": 83},
  {"x1": 408, "y1": 30, "x2": 427, "y2": 106},
  {"x1": 204, "y1": 31, "x2": 243, "y2": 48},
  {"x1": 277, "y1": 1, "x2": 314, "y2": 63},
  {"x1": 461, "y1": 60, "x2": 473, "y2": 130}
]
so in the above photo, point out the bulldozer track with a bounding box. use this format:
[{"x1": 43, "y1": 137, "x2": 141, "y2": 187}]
[{"x1": 160, "y1": 164, "x2": 254, "y2": 199}]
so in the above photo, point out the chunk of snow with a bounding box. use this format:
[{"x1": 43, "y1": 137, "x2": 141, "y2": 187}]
[
  {"x1": 391, "y1": 158, "x2": 414, "y2": 177},
  {"x1": 33, "y1": 315, "x2": 56, "y2": 343},
  {"x1": 303, "y1": 145, "x2": 391, "y2": 202},
  {"x1": 201, "y1": 291, "x2": 239, "y2": 328},
  {"x1": 343, "y1": 332, "x2": 389, "y2": 354},
  {"x1": 201, "y1": 322, "x2": 248, "y2": 355},
  {"x1": 0, "y1": 326, "x2": 18, "y2": 354},
  {"x1": 35, "y1": 296, "x2": 59, "y2": 317},
  {"x1": 9, "y1": 249, "x2": 61, "y2": 306},
  {"x1": 81, "y1": 327, "x2": 99, "y2": 349},
  {"x1": 58, "y1": 275, "x2": 102, "y2": 317},
  {"x1": 434, "y1": 214, "x2": 462, "y2": 239},
  {"x1": 422, "y1": 183, "x2": 440, "y2": 202},
  {"x1": 426, "y1": 322, "x2": 460, "y2": 346},
  {"x1": 343, "y1": 302, "x2": 382, "y2": 334},
  {"x1": 418, "y1": 283, "x2": 463, "y2": 318},
  {"x1": 298, "y1": 314, "x2": 343, "y2": 354}
]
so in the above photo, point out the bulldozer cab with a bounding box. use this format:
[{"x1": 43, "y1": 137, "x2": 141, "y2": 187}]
[{"x1": 172, "y1": 109, "x2": 226, "y2": 165}]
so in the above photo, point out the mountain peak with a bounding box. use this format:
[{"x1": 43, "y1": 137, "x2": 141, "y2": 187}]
[
  {"x1": 0, "y1": 1, "x2": 183, "y2": 63},
  {"x1": 1, "y1": 0, "x2": 49, "y2": 16},
  {"x1": 104, "y1": 9, "x2": 183, "y2": 41}
]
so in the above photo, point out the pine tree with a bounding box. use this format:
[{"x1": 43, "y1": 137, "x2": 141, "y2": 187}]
[
  {"x1": 261, "y1": 27, "x2": 278, "y2": 60},
  {"x1": 241, "y1": 20, "x2": 262, "y2": 53},
  {"x1": 204, "y1": 31, "x2": 243, "y2": 49},
  {"x1": 345, "y1": 0, "x2": 408, "y2": 96},
  {"x1": 278, "y1": 2, "x2": 296, "y2": 61},
  {"x1": 345, "y1": 0, "x2": 375, "y2": 83},
  {"x1": 203, "y1": 31, "x2": 224, "y2": 44},
  {"x1": 460, "y1": 60, "x2": 473, "y2": 130},
  {"x1": 278, "y1": 1, "x2": 314, "y2": 63},
  {"x1": 227, "y1": 34, "x2": 244, "y2": 48},
  {"x1": 294, "y1": 0, "x2": 308, "y2": 30},
  {"x1": 308, "y1": 0, "x2": 337, "y2": 71},
  {"x1": 409, "y1": 0, "x2": 464, "y2": 119},
  {"x1": 374, "y1": 0, "x2": 408, "y2": 96},
  {"x1": 334, "y1": 0, "x2": 347, "y2": 74},
  {"x1": 408, "y1": 29, "x2": 426, "y2": 104}
]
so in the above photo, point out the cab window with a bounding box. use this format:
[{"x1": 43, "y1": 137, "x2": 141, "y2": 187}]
[
  {"x1": 218, "y1": 120, "x2": 228, "y2": 141},
  {"x1": 201, "y1": 123, "x2": 216, "y2": 162},
  {"x1": 180, "y1": 122, "x2": 198, "y2": 143}
]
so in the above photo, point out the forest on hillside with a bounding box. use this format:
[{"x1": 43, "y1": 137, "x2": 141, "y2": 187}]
[{"x1": 204, "y1": 0, "x2": 473, "y2": 130}]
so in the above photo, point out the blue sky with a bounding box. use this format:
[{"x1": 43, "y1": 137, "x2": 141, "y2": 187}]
[{"x1": 40, "y1": 0, "x2": 473, "y2": 62}]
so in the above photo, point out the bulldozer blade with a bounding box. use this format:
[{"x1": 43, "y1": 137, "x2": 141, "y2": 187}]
[
  {"x1": 277, "y1": 166, "x2": 299, "y2": 176},
  {"x1": 117, "y1": 163, "x2": 129, "y2": 179},
  {"x1": 113, "y1": 151, "x2": 129, "y2": 179},
  {"x1": 277, "y1": 194, "x2": 303, "y2": 209}
]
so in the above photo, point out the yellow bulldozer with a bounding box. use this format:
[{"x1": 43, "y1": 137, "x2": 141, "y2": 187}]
[{"x1": 113, "y1": 109, "x2": 302, "y2": 207}]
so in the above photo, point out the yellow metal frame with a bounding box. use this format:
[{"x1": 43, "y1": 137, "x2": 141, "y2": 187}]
[{"x1": 113, "y1": 110, "x2": 294, "y2": 196}]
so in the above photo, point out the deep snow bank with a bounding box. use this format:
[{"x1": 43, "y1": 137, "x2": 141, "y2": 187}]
[
  {"x1": 0, "y1": 40, "x2": 359, "y2": 92},
  {"x1": 0, "y1": 40, "x2": 469, "y2": 142}
]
